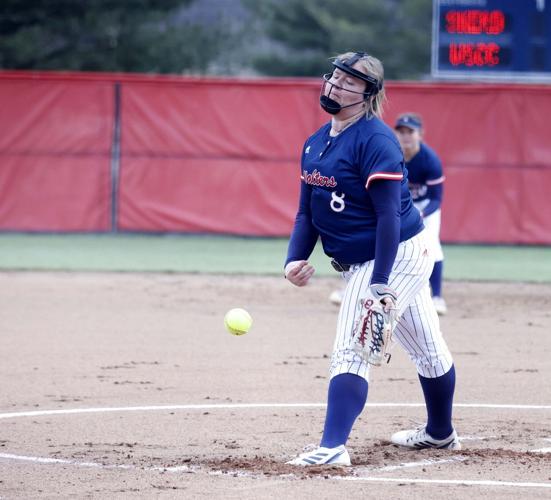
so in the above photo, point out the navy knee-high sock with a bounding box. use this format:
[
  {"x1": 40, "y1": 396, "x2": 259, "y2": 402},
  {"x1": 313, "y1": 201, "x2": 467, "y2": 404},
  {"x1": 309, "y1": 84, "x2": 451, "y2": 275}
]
[
  {"x1": 320, "y1": 373, "x2": 368, "y2": 448},
  {"x1": 430, "y1": 260, "x2": 443, "y2": 297},
  {"x1": 419, "y1": 365, "x2": 456, "y2": 439}
]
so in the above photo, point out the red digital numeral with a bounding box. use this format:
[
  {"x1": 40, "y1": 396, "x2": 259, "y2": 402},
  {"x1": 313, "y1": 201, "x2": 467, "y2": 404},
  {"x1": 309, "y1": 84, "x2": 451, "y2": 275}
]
[
  {"x1": 446, "y1": 10, "x2": 505, "y2": 35},
  {"x1": 449, "y1": 43, "x2": 500, "y2": 66}
]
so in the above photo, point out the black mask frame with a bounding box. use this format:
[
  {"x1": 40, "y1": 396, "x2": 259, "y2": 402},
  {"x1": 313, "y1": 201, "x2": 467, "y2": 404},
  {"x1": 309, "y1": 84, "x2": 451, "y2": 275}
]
[
  {"x1": 319, "y1": 52, "x2": 383, "y2": 115},
  {"x1": 331, "y1": 52, "x2": 382, "y2": 97}
]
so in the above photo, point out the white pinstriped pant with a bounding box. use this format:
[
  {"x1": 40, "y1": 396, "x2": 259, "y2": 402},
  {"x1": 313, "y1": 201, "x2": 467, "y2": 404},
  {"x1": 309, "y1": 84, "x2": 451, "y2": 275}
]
[
  {"x1": 330, "y1": 229, "x2": 453, "y2": 381},
  {"x1": 414, "y1": 201, "x2": 443, "y2": 262}
]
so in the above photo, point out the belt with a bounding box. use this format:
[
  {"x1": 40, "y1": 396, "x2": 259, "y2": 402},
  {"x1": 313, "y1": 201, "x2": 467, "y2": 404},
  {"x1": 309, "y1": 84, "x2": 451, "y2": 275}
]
[{"x1": 330, "y1": 258, "x2": 351, "y2": 272}]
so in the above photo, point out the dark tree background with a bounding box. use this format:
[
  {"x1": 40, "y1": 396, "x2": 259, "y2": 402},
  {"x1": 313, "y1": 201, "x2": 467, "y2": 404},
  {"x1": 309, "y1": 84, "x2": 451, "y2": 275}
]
[
  {"x1": 0, "y1": 0, "x2": 433, "y2": 79},
  {"x1": 0, "y1": 0, "x2": 225, "y2": 73},
  {"x1": 244, "y1": 0, "x2": 433, "y2": 79}
]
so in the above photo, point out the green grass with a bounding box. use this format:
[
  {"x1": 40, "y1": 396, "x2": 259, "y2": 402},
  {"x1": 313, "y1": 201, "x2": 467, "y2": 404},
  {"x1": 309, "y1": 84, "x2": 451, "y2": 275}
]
[
  {"x1": 442, "y1": 245, "x2": 551, "y2": 282},
  {"x1": 0, "y1": 234, "x2": 550, "y2": 282}
]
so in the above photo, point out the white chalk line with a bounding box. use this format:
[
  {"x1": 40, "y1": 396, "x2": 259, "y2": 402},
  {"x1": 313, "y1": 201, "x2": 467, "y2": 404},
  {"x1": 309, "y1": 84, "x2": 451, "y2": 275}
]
[
  {"x1": 337, "y1": 476, "x2": 551, "y2": 488},
  {"x1": 0, "y1": 453, "x2": 136, "y2": 470},
  {"x1": 0, "y1": 452, "x2": 195, "y2": 473},
  {"x1": 0, "y1": 452, "x2": 464, "y2": 474},
  {"x1": 1, "y1": 405, "x2": 549, "y2": 490},
  {"x1": 1, "y1": 452, "x2": 550, "y2": 490},
  {"x1": 1, "y1": 402, "x2": 551, "y2": 420},
  {"x1": 529, "y1": 437, "x2": 551, "y2": 453},
  {"x1": 459, "y1": 435, "x2": 496, "y2": 441},
  {"x1": 359, "y1": 456, "x2": 467, "y2": 473}
]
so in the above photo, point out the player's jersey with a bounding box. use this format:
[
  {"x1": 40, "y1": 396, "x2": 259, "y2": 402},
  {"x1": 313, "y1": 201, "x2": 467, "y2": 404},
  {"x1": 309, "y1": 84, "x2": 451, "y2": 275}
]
[
  {"x1": 300, "y1": 116, "x2": 423, "y2": 264},
  {"x1": 406, "y1": 143, "x2": 444, "y2": 203}
]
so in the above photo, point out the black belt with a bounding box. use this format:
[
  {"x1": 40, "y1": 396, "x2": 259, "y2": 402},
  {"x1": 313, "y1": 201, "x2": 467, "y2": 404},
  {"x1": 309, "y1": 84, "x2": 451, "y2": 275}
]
[{"x1": 330, "y1": 258, "x2": 351, "y2": 272}]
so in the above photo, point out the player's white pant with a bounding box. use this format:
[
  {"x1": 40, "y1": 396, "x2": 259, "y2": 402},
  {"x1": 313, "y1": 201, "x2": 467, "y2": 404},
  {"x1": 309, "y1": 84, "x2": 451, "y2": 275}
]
[
  {"x1": 330, "y1": 229, "x2": 453, "y2": 382},
  {"x1": 414, "y1": 201, "x2": 443, "y2": 262}
]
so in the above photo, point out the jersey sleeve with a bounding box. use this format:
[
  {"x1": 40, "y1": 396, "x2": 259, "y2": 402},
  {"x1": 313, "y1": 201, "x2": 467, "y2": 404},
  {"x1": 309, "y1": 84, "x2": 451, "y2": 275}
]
[
  {"x1": 421, "y1": 183, "x2": 443, "y2": 217},
  {"x1": 285, "y1": 181, "x2": 319, "y2": 266},
  {"x1": 359, "y1": 134, "x2": 404, "y2": 190},
  {"x1": 284, "y1": 141, "x2": 320, "y2": 267},
  {"x1": 424, "y1": 146, "x2": 445, "y2": 186},
  {"x1": 368, "y1": 179, "x2": 401, "y2": 285}
]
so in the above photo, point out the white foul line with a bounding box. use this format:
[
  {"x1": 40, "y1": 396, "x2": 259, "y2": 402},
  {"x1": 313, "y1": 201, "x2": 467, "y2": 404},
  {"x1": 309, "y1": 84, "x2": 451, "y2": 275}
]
[
  {"x1": 459, "y1": 435, "x2": 496, "y2": 441},
  {"x1": 363, "y1": 456, "x2": 467, "y2": 472},
  {"x1": 1, "y1": 404, "x2": 549, "y2": 492},
  {"x1": 338, "y1": 476, "x2": 551, "y2": 488},
  {"x1": 1, "y1": 402, "x2": 551, "y2": 420},
  {"x1": 453, "y1": 403, "x2": 551, "y2": 409},
  {"x1": 0, "y1": 452, "x2": 194, "y2": 473},
  {"x1": 1, "y1": 452, "x2": 550, "y2": 490},
  {"x1": 0, "y1": 403, "x2": 325, "y2": 420},
  {"x1": 0, "y1": 453, "x2": 134, "y2": 470}
]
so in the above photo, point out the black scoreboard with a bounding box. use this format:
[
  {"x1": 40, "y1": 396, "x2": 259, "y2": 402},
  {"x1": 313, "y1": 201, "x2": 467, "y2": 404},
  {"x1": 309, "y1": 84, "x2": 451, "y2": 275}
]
[{"x1": 432, "y1": 0, "x2": 551, "y2": 80}]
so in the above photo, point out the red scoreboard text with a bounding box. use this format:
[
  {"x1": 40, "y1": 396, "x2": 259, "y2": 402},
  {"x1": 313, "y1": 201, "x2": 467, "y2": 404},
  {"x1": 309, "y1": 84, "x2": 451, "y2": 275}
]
[
  {"x1": 445, "y1": 10, "x2": 505, "y2": 35},
  {"x1": 445, "y1": 10, "x2": 505, "y2": 67},
  {"x1": 434, "y1": 0, "x2": 551, "y2": 78}
]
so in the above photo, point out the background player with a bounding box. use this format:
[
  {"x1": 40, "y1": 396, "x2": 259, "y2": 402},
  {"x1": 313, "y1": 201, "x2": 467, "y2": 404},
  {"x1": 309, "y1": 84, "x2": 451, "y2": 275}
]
[
  {"x1": 284, "y1": 51, "x2": 459, "y2": 466},
  {"x1": 394, "y1": 113, "x2": 447, "y2": 315}
]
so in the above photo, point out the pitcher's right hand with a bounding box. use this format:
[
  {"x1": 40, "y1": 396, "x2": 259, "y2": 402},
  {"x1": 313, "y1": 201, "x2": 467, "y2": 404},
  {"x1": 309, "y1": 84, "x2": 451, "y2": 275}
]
[{"x1": 285, "y1": 260, "x2": 315, "y2": 287}]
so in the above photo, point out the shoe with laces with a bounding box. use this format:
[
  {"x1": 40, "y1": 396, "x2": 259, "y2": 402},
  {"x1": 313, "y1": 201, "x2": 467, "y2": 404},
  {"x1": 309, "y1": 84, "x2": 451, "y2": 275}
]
[
  {"x1": 391, "y1": 426, "x2": 461, "y2": 450},
  {"x1": 286, "y1": 445, "x2": 351, "y2": 466},
  {"x1": 432, "y1": 296, "x2": 447, "y2": 316}
]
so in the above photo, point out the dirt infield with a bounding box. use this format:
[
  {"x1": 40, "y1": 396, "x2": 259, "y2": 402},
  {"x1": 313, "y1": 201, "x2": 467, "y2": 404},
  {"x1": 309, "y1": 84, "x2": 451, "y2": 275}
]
[{"x1": 1, "y1": 271, "x2": 550, "y2": 499}]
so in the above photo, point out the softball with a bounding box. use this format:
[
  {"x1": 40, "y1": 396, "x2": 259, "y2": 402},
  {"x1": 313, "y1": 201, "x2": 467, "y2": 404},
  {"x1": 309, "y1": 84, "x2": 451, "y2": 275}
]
[{"x1": 224, "y1": 308, "x2": 252, "y2": 336}]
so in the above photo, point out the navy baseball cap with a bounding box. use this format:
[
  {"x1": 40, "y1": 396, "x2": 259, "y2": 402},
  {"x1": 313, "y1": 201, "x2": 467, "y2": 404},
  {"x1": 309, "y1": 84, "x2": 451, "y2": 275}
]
[{"x1": 395, "y1": 113, "x2": 423, "y2": 130}]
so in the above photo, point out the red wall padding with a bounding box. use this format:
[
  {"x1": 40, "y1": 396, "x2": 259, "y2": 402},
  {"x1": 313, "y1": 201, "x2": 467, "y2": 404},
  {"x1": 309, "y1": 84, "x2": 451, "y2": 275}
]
[
  {"x1": 0, "y1": 71, "x2": 550, "y2": 243},
  {"x1": 119, "y1": 158, "x2": 299, "y2": 234},
  {"x1": 0, "y1": 75, "x2": 113, "y2": 231},
  {"x1": 121, "y1": 80, "x2": 320, "y2": 157},
  {"x1": 0, "y1": 154, "x2": 111, "y2": 231},
  {"x1": 119, "y1": 80, "x2": 317, "y2": 234},
  {"x1": 383, "y1": 83, "x2": 551, "y2": 244}
]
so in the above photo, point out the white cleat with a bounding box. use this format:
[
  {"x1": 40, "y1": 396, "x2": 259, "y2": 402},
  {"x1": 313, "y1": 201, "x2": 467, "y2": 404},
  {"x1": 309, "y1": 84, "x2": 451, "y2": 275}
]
[
  {"x1": 329, "y1": 289, "x2": 344, "y2": 306},
  {"x1": 286, "y1": 445, "x2": 351, "y2": 466},
  {"x1": 432, "y1": 296, "x2": 448, "y2": 316},
  {"x1": 391, "y1": 426, "x2": 461, "y2": 450}
]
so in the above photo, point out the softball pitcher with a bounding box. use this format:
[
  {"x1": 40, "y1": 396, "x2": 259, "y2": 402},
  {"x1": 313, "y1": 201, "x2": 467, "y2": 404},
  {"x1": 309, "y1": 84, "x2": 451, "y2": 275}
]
[
  {"x1": 284, "y1": 52, "x2": 459, "y2": 466},
  {"x1": 395, "y1": 113, "x2": 447, "y2": 315}
]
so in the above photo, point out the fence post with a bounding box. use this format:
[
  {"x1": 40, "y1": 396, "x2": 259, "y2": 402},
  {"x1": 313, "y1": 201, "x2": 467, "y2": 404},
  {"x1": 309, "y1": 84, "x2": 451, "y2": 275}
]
[{"x1": 110, "y1": 82, "x2": 122, "y2": 232}]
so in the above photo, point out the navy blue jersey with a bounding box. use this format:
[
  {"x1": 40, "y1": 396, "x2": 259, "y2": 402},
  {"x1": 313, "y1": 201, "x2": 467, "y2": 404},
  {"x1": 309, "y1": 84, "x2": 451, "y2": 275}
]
[
  {"x1": 291, "y1": 116, "x2": 423, "y2": 265},
  {"x1": 406, "y1": 143, "x2": 444, "y2": 203}
]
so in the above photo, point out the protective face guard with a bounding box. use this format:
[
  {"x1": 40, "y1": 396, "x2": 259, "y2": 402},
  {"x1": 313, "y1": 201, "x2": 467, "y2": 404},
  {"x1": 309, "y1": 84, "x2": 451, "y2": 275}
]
[
  {"x1": 331, "y1": 52, "x2": 382, "y2": 97},
  {"x1": 321, "y1": 73, "x2": 370, "y2": 98},
  {"x1": 319, "y1": 52, "x2": 382, "y2": 114}
]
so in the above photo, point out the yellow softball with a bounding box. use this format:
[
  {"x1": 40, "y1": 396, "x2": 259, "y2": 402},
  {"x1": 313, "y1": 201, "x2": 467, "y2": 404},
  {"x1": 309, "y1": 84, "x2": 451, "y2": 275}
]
[{"x1": 224, "y1": 308, "x2": 253, "y2": 336}]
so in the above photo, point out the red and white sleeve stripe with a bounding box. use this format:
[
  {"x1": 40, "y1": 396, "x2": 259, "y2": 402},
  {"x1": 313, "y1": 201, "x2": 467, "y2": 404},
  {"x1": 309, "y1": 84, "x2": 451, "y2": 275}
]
[
  {"x1": 426, "y1": 176, "x2": 445, "y2": 186},
  {"x1": 365, "y1": 172, "x2": 403, "y2": 190}
]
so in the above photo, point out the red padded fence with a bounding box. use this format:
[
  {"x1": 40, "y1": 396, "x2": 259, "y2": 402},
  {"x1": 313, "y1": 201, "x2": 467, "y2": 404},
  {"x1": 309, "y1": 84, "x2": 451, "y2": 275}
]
[
  {"x1": 0, "y1": 70, "x2": 550, "y2": 243},
  {"x1": 0, "y1": 74, "x2": 114, "y2": 231},
  {"x1": 383, "y1": 83, "x2": 551, "y2": 244},
  {"x1": 118, "y1": 78, "x2": 319, "y2": 234}
]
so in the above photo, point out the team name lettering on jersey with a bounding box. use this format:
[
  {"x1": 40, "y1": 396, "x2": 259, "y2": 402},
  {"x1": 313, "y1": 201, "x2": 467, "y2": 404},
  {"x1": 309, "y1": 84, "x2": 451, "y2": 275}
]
[{"x1": 302, "y1": 169, "x2": 337, "y2": 188}]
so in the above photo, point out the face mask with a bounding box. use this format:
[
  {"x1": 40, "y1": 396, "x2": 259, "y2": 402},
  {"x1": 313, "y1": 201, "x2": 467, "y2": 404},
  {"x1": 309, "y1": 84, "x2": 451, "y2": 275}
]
[
  {"x1": 319, "y1": 94, "x2": 343, "y2": 115},
  {"x1": 319, "y1": 75, "x2": 366, "y2": 114},
  {"x1": 319, "y1": 53, "x2": 382, "y2": 115}
]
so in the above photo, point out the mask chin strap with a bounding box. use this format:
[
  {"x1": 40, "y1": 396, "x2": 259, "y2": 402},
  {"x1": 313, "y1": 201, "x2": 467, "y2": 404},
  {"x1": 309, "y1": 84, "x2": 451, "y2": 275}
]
[
  {"x1": 319, "y1": 52, "x2": 383, "y2": 115},
  {"x1": 320, "y1": 80, "x2": 365, "y2": 115}
]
